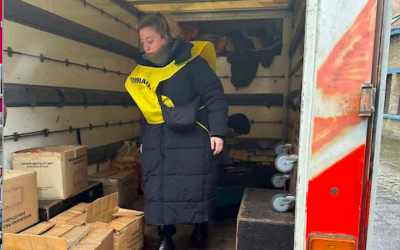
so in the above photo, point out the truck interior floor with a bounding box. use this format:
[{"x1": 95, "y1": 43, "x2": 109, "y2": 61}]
[{"x1": 131, "y1": 195, "x2": 239, "y2": 250}]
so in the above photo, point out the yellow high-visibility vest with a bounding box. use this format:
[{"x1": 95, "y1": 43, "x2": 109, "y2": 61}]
[{"x1": 125, "y1": 41, "x2": 216, "y2": 124}]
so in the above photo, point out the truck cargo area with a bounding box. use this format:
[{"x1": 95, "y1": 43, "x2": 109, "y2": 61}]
[{"x1": 3, "y1": 0, "x2": 307, "y2": 249}]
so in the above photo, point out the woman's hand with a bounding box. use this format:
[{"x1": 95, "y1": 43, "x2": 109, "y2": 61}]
[{"x1": 210, "y1": 137, "x2": 224, "y2": 155}]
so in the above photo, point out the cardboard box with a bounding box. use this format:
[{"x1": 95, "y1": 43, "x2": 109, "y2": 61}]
[
  {"x1": 85, "y1": 193, "x2": 144, "y2": 250},
  {"x1": 49, "y1": 203, "x2": 90, "y2": 226},
  {"x1": 4, "y1": 222, "x2": 114, "y2": 250},
  {"x1": 3, "y1": 170, "x2": 39, "y2": 233},
  {"x1": 12, "y1": 145, "x2": 89, "y2": 200},
  {"x1": 39, "y1": 181, "x2": 103, "y2": 221},
  {"x1": 50, "y1": 193, "x2": 144, "y2": 250},
  {"x1": 89, "y1": 169, "x2": 139, "y2": 208}
]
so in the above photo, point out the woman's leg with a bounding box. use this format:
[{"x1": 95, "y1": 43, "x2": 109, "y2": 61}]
[
  {"x1": 191, "y1": 222, "x2": 209, "y2": 247},
  {"x1": 157, "y1": 225, "x2": 176, "y2": 250}
]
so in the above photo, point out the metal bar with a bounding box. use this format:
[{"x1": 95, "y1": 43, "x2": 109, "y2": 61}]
[
  {"x1": 129, "y1": 0, "x2": 287, "y2": 5},
  {"x1": 359, "y1": 0, "x2": 386, "y2": 246},
  {"x1": 4, "y1": 48, "x2": 130, "y2": 76},
  {"x1": 108, "y1": 0, "x2": 143, "y2": 18},
  {"x1": 77, "y1": 0, "x2": 137, "y2": 31},
  {"x1": 4, "y1": 120, "x2": 140, "y2": 141},
  {"x1": 250, "y1": 120, "x2": 283, "y2": 124},
  {"x1": 127, "y1": 0, "x2": 258, "y2": 5},
  {"x1": 293, "y1": 0, "x2": 319, "y2": 248},
  {"x1": 289, "y1": 58, "x2": 303, "y2": 77},
  {"x1": 219, "y1": 75, "x2": 286, "y2": 79},
  {"x1": 4, "y1": 0, "x2": 140, "y2": 59},
  {"x1": 226, "y1": 94, "x2": 284, "y2": 107},
  {"x1": 171, "y1": 9, "x2": 289, "y2": 21},
  {"x1": 289, "y1": 9, "x2": 305, "y2": 57},
  {"x1": 282, "y1": 14, "x2": 292, "y2": 143},
  {"x1": 366, "y1": 0, "x2": 393, "y2": 249},
  {"x1": 4, "y1": 83, "x2": 136, "y2": 108},
  {"x1": 145, "y1": 8, "x2": 289, "y2": 14},
  {"x1": 87, "y1": 137, "x2": 139, "y2": 165}
]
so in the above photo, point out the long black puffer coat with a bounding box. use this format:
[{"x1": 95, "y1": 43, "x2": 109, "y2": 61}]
[{"x1": 136, "y1": 40, "x2": 228, "y2": 226}]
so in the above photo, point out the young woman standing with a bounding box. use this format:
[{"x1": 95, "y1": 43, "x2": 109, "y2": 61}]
[{"x1": 125, "y1": 13, "x2": 228, "y2": 250}]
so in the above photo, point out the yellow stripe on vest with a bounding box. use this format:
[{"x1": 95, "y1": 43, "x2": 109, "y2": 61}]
[{"x1": 125, "y1": 41, "x2": 216, "y2": 124}]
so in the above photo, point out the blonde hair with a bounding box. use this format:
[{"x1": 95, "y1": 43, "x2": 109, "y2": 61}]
[{"x1": 139, "y1": 13, "x2": 181, "y2": 40}]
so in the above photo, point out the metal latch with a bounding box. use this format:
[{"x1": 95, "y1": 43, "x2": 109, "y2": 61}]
[{"x1": 359, "y1": 81, "x2": 376, "y2": 117}]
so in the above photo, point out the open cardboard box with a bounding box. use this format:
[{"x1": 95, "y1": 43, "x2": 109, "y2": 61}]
[
  {"x1": 4, "y1": 222, "x2": 114, "y2": 250},
  {"x1": 85, "y1": 192, "x2": 145, "y2": 250},
  {"x1": 89, "y1": 169, "x2": 139, "y2": 208},
  {"x1": 6, "y1": 193, "x2": 145, "y2": 250}
]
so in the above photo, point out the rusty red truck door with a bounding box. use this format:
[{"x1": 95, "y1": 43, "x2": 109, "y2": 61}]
[{"x1": 294, "y1": 0, "x2": 392, "y2": 249}]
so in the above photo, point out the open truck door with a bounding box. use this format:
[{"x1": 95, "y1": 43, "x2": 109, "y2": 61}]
[
  {"x1": 295, "y1": 0, "x2": 392, "y2": 249},
  {"x1": 0, "y1": 0, "x2": 394, "y2": 249}
]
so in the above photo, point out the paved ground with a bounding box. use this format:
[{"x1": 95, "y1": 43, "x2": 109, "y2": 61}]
[{"x1": 372, "y1": 136, "x2": 400, "y2": 250}]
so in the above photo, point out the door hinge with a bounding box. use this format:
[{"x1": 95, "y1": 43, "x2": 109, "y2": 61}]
[{"x1": 359, "y1": 81, "x2": 376, "y2": 117}]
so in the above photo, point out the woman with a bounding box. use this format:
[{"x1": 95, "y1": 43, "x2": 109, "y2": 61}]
[{"x1": 125, "y1": 13, "x2": 228, "y2": 250}]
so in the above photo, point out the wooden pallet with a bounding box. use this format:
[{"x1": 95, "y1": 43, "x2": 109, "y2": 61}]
[
  {"x1": 237, "y1": 188, "x2": 294, "y2": 250},
  {"x1": 38, "y1": 181, "x2": 103, "y2": 221}
]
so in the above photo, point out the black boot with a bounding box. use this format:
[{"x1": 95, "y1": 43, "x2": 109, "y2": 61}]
[
  {"x1": 157, "y1": 225, "x2": 176, "y2": 250},
  {"x1": 191, "y1": 222, "x2": 208, "y2": 248}
]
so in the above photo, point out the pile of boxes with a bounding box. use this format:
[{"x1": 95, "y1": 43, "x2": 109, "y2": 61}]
[
  {"x1": 3, "y1": 145, "x2": 143, "y2": 250},
  {"x1": 4, "y1": 193, "x2": 144, "y2": 250}
]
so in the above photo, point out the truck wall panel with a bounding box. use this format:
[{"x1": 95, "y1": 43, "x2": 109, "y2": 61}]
[
  {"x1": 229, "y1": 106, "x2": 282, "y2": 138},
  {"x1": 221, "y1": 78, "x2": 285, "y2": 94},
  {"x1": 4, "y1": 21, "x2": 135, "y2": 74},
  {"x1": 19, "y1": 0, "x2": 139, "y2": 46},
  {"x1": 216, "y1": 56, "x2": 287, "y2": 78},
  {"x1": 241, "y1": 123, "x2": 282, "y2": 139},
  {"x1": 3, "y1": 106, "x2": 140, "y2": 169},
  {"x1": 3, "y1": 55, "x2": 128, "y2": 91},
  {"x1": 4, "y1": 106, "x2": 139, "y2": 134},
  {"x1": 85, "y1": 0, "x2": 139, "y2": 28}
]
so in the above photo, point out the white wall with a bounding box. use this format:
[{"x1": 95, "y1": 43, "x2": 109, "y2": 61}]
[
  {"x1": 18, "y1": 0, "x2": 139, "y2": 46},
  {"x1": 215, "y1": 14, "x2": 291, "y2": 139},
  {"x1": 3, "y1": 1, "x2": 140, "y2": 170}
]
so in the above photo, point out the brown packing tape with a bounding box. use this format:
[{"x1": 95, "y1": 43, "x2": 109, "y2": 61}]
[
  {"x1": 4, "y1": 233, "x2": 69, "y2": 250},
  {"x1": 20, "y1": 222, "x2": 56, "y2": 235}
]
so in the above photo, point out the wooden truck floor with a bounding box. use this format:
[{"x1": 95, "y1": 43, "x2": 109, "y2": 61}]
[{"x1": 131, "y1": 195, "x2": 238, "y2": 250}]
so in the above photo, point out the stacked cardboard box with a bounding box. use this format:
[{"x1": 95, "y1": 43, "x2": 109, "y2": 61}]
[
  {"x1": 89, "y1": 169, "x2": 139, "y2": 208},
  {"x1": 85, "y1": 193, "x2": 144, "y2": 250},
  {"x1": 12, "y1": 145, "x2": 89, "y2": 200},
  {"x1": 4, "y1": 193, "x2": 145, "y2": 250},
  {"x1": 4, "y1": 222, "x2": 114, "y2": 250},
  {"x1": 3, "y1": 170, "x2": 39, "y2": 233}
]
